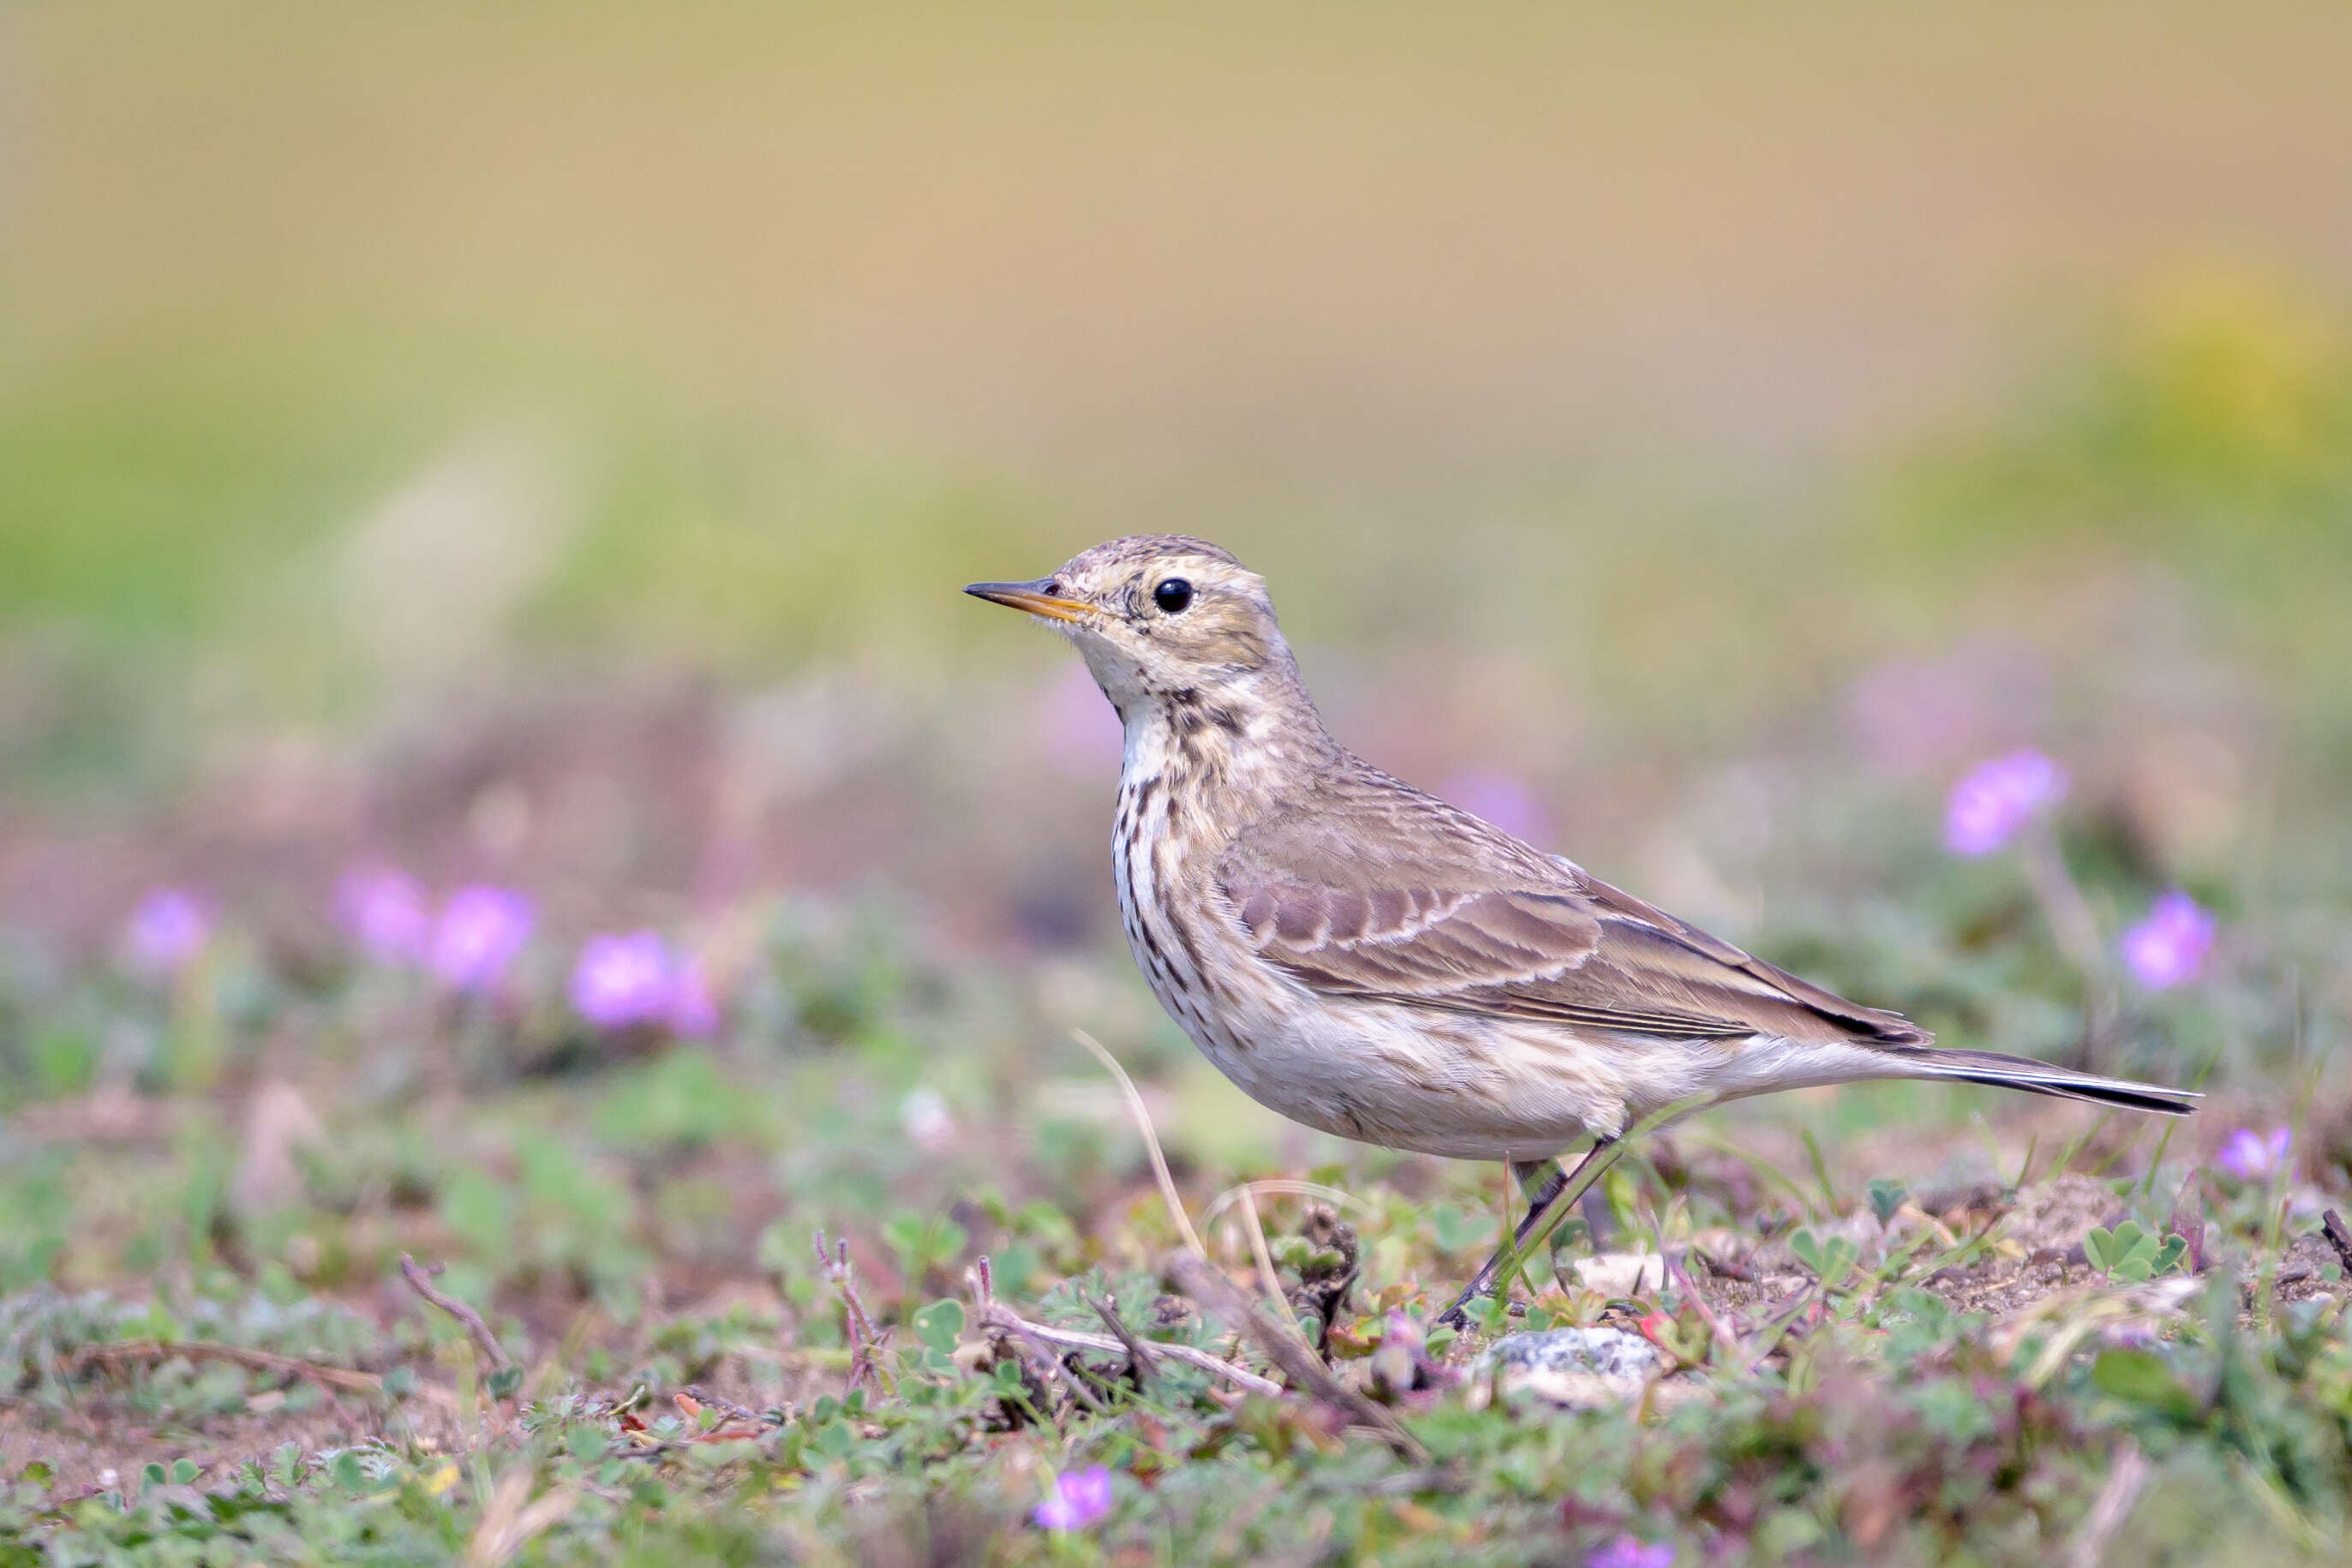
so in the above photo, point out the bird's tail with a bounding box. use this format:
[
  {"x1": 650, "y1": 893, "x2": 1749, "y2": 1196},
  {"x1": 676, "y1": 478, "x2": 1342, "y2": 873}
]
[{"x1": 1882, "y1": 1046, "x2": 2199, "y2": 1116}]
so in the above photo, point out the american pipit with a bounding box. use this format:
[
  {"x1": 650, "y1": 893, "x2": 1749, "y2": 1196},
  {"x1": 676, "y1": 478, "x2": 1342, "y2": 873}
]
[{"x1": 968, "y1": 535, "x2": 2196, "y2": 1323}]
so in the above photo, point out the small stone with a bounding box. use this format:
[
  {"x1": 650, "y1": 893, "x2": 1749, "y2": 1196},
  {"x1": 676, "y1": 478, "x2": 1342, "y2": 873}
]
[
  {"x1": 1466, "y1": 1326, "x2": 1663, "y2": 1410},
  {"x1": 1574, "y1": 1252, "x2": 1667, "y2": 1297},
  {"x1": 1482, "y1": 1326, "x2": 1660, "y2": 1379}
]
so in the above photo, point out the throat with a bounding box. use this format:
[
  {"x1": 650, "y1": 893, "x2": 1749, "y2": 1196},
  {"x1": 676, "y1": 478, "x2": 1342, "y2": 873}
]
[
  {"x1": 1117, "y1": 668, "x2": 1327, "y2": 794},
  {"x1": 1122, "y1": 691, "x2": 1260, "y2": 804}
]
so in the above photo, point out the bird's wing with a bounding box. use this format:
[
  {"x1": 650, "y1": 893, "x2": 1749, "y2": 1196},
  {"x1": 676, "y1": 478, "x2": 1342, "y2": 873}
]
[{"x1": 1215, "y1": 782, "x2": 1924, "y2": 1046}]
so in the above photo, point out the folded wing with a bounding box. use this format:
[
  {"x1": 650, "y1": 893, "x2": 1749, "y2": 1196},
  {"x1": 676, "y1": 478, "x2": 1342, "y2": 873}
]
[{"x1": 1217, "y1": 781, "x2": 1926, "y2": 1048}]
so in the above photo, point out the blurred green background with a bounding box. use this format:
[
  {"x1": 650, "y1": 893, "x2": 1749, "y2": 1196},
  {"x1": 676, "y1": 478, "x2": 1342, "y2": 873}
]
[{"x1": 3, "y1": 2, "x2": 2351, "y2": 1153}]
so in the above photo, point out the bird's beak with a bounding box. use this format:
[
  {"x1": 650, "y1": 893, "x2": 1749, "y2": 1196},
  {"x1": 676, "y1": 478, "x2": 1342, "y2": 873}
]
[{"x1": 963, "y1": 578, "x2": 1096, "y2": 623}]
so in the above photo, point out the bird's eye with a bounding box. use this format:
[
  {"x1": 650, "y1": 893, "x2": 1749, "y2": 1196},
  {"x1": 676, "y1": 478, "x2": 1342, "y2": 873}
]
[{"x1": 1152, "y1": 578, "x2": 1194, "y2": 613}]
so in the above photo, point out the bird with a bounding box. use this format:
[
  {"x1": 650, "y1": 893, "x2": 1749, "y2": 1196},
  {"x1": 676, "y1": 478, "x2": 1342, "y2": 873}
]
[{"x1": 966, "y1": 535, "x2": 2197, "y2": 1324}]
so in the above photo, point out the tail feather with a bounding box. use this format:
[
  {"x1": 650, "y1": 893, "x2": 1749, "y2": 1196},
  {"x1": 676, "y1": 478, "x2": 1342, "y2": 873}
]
[{"x1": 1886, "y1": 1046, "x2": 2199, "y2": 1117}]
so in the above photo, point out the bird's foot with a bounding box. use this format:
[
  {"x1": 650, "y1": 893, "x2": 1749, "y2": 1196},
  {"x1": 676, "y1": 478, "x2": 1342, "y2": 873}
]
[{"x1": 1433, "y1": 1266, "x2": 1503, "y2": 1332}]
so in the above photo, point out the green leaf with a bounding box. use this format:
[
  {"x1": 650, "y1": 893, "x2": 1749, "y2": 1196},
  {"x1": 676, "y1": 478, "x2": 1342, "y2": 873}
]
[
  {"x1": 881, "y1": 1212, "x2": 928, "y2": 1260},
  {"x1": 1791, "y1": 1228, "x2": 1857, "y2": 1285},
  {"x1": 883, "y1": 1212, "x2": 969, "y2": 1285},
  {"x1": 1428, "y1": 1206, "x2": 1488, "y2": 1255},
  {"x1": 2085, "y1": 1228, "x2": 2117, "y2": 1272},
  {"x1": 912, "y1": 1298, "x2": 966, "y2": 1356},
  {"x1": 2151, "y1": 1236, "x2": 2189, "y2": 1276},
  {"x1": 1866, "y1": 1178, "x2": 1908, "y2": 1226},
  {"x1": 2092, "y1": 1349, "x2": 2200, "y2": 1421},
  {"x1": 171, "y1": 1458, "x2": 198, "y2": 1486}
]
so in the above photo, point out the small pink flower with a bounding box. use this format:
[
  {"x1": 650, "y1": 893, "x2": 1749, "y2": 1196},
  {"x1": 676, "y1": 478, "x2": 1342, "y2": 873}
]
[
  {"x1": 1443, "y1": 769, "x2": 1555, "y2": 846},
  {"x1": 2121, "y1": 890, "x2": 2216, "y2": 990},
  {"x1": 335, "y1": 865, "x2": 432, "y2": 966},
  {"x1": 1587, "y1": 1534, "x2": 1675, "y2": 1568},
  {"x1": 1943, "y1": 749, "x2": 2068, "y2": 856},
  {"x1": 570, "y1": 931, "x2": 674, "y2": 1029},
  {"x1": 2217, "y1": 1126, "x2": 2291, "y2": 1182},
  {"x1": 121, "y1": 888, "x2": 211, "y2": 977},
  {"x1": 567, "y1": 932, "x2": 725, "y2": 1035},
  {"x1": 429, "y1": 886, "x2": 535, "y2": 992},
  {"x1": 1031, "y1": 1464, "x2": 1114, "y2": 1531}
]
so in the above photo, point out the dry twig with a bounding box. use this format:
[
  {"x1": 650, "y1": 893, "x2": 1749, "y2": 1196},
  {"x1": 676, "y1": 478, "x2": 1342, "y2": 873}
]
[
  {"x1": 1084, "y1": 1291, "x2": 1162, "y2": 1382},
  {"x1": 1164, "y1": 1251, "x2": 1427, "y2": 1462},
  {"x1": 2321, "y1": 1210, "x2": 2352, "y2": 1277},
  {"x1": 1200, "y1": 1180, "x2": 1378, "y2": 1229},
  {"x1": 1236, "y1": 1182, "x2": 1305, "y2": 1338},
  {"x1": 65, "y1": 1338, "x2": 386, "y2": 1396},
  {"x1": 973, "y1": 1301, "x2": 1283, "y2": 1398},
  {"x1": 1004, "y1": 1329, "x2": 1110, "y2": 1415},
  {"x1": 467, "y1": 1470, "x2": 578, "y2": 1567},
  {"x1": 1072, "y1": 1028, "x2": 1206, "y2": 1259},
  {"x1": 2068, "y1": 1439, "x2": 2150, "y2": 1568},
  {"x1": 814, "y1": 1230, "x2": 889, "y2": 1392},
  {"x1": 400, "y1": 1253, "x2": 512, "y2": 1374}
]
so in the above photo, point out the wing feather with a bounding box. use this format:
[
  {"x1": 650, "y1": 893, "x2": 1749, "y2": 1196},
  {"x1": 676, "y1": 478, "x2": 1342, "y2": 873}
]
[{"x1": 1217, "y1": 776, "x2": 1924, "y2": 1047}]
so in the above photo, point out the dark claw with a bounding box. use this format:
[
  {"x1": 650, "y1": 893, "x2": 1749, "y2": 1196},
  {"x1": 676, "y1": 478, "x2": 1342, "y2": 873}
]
[{"x1": 1435, "y1": 1260, "x2": 1505, "y2": 1331}]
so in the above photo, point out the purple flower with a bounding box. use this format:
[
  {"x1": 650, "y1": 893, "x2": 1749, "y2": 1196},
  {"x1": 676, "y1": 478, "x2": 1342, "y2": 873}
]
[
  {"x1": 429, "y1": 885, "x2": 535, "y2": 992},
  {"x1": 1943, "y1": 749, "x2": 2069, "y2": 856},
  {"x1": 1032, "y1": 1464, "x2": 1114, "y2": 1531},
  {"x1": 2217, "y1": 1126, "x2": 2291, "y2": 1182},
  {"x1": 2121, "y1": 889, "x2": 2216, "y2": 990},
  {"x1": 565, "y1": 931, "x2": 726, "y2": 1035},
  {"x1": 1443, "y1": 769, "x2": 1556, "y2": 846},
  {"x1": 121, "y1": 888, "x2": 211, "y2": 976},
  {"x1": 335, "y1": 865, "x2": 432, "y2": 966},
  {"x1": 570, "y1": 931, "x2": 675, "y2": 1029},
  {"x1": 1587, "y1": 1534, "x2": 1675, "y2": 1568}
]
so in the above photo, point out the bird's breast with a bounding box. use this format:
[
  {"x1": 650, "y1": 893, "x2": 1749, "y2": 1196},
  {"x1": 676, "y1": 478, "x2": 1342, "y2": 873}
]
[{"x1": 1111, "y1": 765, "x2": 1246, "y2": 1058}]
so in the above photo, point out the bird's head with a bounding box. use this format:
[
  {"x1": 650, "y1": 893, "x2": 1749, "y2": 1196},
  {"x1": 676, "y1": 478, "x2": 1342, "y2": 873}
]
[{"x1": 966, "y1": 535, "x2": 1292, "y2": 719}]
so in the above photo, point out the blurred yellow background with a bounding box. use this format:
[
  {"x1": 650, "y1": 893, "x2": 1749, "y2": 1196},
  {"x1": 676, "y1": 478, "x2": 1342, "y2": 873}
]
[{"x1": 4, "y1": 1, "x2": 2349, "y2": 1017}]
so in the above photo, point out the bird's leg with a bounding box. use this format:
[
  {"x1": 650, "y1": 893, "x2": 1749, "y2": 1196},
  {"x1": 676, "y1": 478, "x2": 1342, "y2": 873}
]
[
  {"x1": 1436, "y1": 1139, "x2": 1623, "y2": 1331},
  {"x1": 1513, "y1": 1158, "x2": 1577, "y2": 1291}
]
